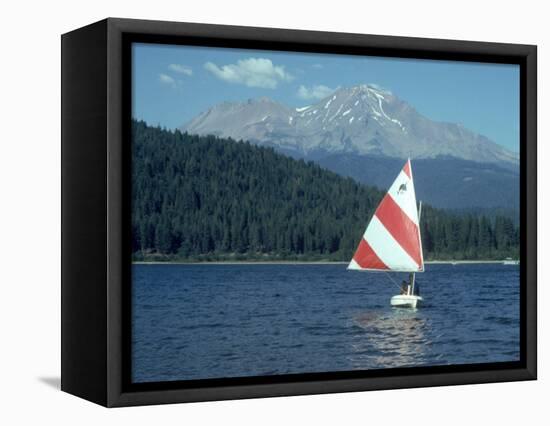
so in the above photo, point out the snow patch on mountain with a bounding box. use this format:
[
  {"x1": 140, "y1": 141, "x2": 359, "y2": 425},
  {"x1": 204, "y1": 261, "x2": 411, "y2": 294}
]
[{"x1": 181, "y1": 84, "x2": 519, "y2": 166}]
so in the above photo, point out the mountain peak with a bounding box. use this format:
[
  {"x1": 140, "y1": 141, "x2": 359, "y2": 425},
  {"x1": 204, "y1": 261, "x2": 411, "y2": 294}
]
[
  {"x1": 332, "y1": 84, "x2": 393, "y2": 99},
  {"x1": 182, "y1": 85, "x2": 518, "y2": 166},
  {"x1": 247, "y1": 96, "x2": 278, "y2": 104}
]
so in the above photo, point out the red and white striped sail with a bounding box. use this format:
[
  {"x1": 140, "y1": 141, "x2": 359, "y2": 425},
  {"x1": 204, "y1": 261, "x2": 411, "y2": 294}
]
[{"x1": 348, "y1": 159, "x2": 424, "y2": 272}]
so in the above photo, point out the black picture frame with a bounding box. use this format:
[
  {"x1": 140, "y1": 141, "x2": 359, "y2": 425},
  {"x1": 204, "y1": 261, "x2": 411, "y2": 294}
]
[{"x1": 61, "y1": 17, "x2": 537, "y2": 407}]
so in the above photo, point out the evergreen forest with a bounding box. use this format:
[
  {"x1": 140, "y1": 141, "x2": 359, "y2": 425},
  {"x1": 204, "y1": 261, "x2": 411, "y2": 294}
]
[{"x1": 131, "y1": 120, "x2": 519, "y2": 262}]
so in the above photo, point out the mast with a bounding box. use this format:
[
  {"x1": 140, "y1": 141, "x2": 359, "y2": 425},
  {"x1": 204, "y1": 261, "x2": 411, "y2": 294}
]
[{"x1": 410, "y1": 201, "x2": 422, "y2": 295}]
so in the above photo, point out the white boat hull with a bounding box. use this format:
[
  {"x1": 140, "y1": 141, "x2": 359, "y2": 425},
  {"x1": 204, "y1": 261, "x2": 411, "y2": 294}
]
[{"x1": 390, "y1": 294, "x2": 423, "y2": 308}]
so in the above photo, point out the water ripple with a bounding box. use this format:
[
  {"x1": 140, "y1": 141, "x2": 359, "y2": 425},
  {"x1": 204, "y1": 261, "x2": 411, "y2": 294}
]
[{"x1": 132, "y1": 263, "x2": 520, "y2": 383}]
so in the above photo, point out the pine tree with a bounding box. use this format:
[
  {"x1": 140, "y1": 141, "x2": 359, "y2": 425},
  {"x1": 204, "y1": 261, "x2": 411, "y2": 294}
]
[{"x1": 131, "y1": 120, "x2": 519, "y2": 261}]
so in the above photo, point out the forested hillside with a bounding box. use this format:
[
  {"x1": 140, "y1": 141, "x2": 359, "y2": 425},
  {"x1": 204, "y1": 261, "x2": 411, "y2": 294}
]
[{"x1": 131, "y1": 120, "x2": 519, "y2": 262}]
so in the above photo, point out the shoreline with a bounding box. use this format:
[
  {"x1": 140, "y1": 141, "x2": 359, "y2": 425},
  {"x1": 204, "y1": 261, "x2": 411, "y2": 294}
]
[{"x1": 132, "y1": 259, "x2": 515, "y2": 265}]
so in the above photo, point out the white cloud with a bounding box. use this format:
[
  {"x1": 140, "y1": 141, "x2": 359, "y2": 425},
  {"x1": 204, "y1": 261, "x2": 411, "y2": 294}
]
[
  {"x1": 168, "y1": 64, "x2": 193, "y2": 76},
  {"x1": 204, "y1": 58, "x2": 293, "y2": 89},
  {"x1": 159, "y1": 73, "x2": 181, "y2": 89},
  {"x1": 312, "y1": 63, "x2": 324, "y2": 69},
  {"x1": 297, "y1": 84, "x2": 336, "y2": 100},
  {"x1": 159, "y1": 73, "x2": 175, "y2": 85}
]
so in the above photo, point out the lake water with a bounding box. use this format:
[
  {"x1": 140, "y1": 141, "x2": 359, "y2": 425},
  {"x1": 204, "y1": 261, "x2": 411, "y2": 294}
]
[{"x1": 132, "y1": 263, "x2": 520, "y2": 383}]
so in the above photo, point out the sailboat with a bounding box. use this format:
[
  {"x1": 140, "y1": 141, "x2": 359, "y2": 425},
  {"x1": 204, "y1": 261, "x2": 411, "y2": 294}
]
[{"x1": 348, "y1": 159, "x2": 425, "y2": 308}]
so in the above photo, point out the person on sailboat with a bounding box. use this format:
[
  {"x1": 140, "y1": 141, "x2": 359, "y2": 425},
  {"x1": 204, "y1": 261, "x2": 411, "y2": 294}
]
[{"x1": 400, "y1": 280, "x2": 409, "y2": 295}]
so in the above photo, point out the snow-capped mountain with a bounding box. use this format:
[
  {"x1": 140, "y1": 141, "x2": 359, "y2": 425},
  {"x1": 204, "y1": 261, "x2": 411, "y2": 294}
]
[
  {"x1": 182, "y1": 84, "x2": 518, "y2": 165},
  {"x1": 181, "y1": 84, "x2": 519, "y2": 209}
]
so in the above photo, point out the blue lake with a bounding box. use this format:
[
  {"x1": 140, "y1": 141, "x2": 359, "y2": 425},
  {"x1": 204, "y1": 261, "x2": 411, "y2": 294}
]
[{"x1": 131, "y1": 263, "x2": 520, "y2": 383}]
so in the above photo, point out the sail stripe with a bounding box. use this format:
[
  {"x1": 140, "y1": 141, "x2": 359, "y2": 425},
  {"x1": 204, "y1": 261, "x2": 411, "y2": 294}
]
[
  {"x1": 374, "y1": 195, "x2": 422, "y2": 266},
  {"x1": 348, "y1": 159, "x2": 424, "y2": 272},
  {"x1": 402, "y1": 160, "x2": 411, "y2": 179},
  {"x1": 347, "y1": 258, "x2": 362, "y2": 270},
  {"x1": 364, "y1": 216, "x2": 420, "y2": 271},
  {"x1": 352, "y1": 238, "x2": 389, "y2": 270}
]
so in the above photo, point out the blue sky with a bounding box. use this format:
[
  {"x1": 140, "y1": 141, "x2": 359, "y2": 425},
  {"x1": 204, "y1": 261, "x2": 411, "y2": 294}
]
[{"x1": 133, "y1": 43, "x2": 520, "y2": 152}]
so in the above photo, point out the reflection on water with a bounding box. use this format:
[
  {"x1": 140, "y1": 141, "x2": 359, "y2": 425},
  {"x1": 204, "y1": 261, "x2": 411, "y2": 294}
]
[
  {"x1": 132, "y1": 263, "x2": 520, "y2": 383},
  {"x1": 351, "y1": 310, "x2": 430, "y2": 369}
]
